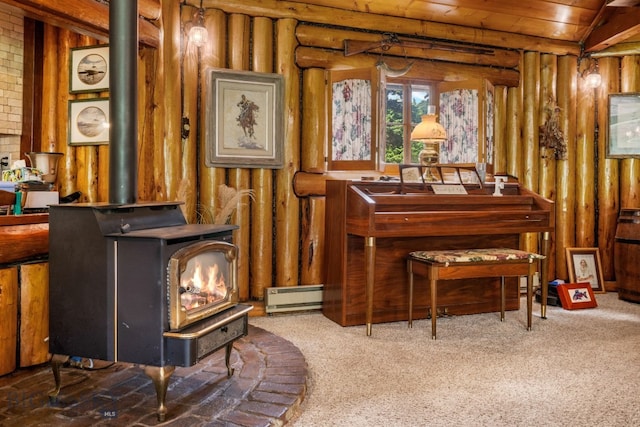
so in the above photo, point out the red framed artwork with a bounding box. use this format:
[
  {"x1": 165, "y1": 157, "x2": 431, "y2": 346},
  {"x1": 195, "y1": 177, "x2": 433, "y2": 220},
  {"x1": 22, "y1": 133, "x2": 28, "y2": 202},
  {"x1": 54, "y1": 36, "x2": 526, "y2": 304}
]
[{"x1": 557, "y1": 283, "x2": 598, "y2": 310}]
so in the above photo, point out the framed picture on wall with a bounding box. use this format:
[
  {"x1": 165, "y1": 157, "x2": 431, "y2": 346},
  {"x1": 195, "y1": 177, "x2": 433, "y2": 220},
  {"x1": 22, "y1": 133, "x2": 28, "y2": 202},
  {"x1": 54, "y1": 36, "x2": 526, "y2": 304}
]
[
  {"x1": 69, "y1": 45, "x2": 110, "y2": 94},
  {"x1": 607, "y1": 93, "x2": 640, "y2": 158},
  {"x1": 204, "y1": 68, "x2": 284, "y2": 169},
  {"x1": 68, "y1": 98, "x2": 110, "y2": 145},
  {"x1": 566, "y1": 247, "x2": 605, "y2": 293}
]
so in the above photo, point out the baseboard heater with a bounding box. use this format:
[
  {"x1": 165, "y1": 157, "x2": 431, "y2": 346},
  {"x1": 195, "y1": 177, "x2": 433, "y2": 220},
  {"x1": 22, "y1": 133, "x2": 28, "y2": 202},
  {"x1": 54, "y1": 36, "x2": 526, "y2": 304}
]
[{"x1": 264, "y1": 284, "x2": 324, "y2": 314}]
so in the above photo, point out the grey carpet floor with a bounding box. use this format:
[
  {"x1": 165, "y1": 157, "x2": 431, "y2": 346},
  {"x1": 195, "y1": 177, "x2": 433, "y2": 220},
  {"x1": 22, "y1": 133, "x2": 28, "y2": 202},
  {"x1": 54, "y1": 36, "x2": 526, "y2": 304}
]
[{"x1": 250, "y1": 293, "x2": 640, "y2": 427}]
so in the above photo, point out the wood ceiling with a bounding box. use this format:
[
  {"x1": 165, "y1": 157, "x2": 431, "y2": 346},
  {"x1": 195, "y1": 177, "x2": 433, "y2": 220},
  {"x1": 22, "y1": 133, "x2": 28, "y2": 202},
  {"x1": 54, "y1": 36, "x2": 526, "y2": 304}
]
[
  {"x1": 294, "y1": 0, "x2": 640, "y2": 54},
  {"x1": 2, "y1": 1, "x2": 640, "y2": 56}
]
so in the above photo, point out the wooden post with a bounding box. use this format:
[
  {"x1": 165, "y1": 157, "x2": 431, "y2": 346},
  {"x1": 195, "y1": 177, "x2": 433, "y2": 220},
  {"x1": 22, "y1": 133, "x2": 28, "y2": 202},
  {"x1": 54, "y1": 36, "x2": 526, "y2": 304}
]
[
  {"x1": 596, "y1": 57, "x2": 620, "y2": 281},
  {"x1": 228, "y1": 13, "x2": 251, "y2": 301},
  {"x1": 275, "y1": 18, "x2": 301, "y2": 287},
  {"x1": 505, "y1": 86, "x2": 521, "y2": 178},
  {"x1": 522, "y1": 51, "x2": 540, "y2": 254},
  {"x1": 199, "y1": 9, "x2": 227, "y2": 216},
  {"x1": 298, "y1": 68, "x2": 328, "y2": 286},
  {"x1": 537, "y1": 53, "x2": 558, "y2": 278},
  {"x1": 492, "y1": 85, "x2": 507, "y2": 174},
  {"x1": 53, "y1": 27, "x2": 77, "y2": 198},
  {"x1": 575, "y1": 58, "x2": 596, "y2": 248},
  {"x1": 0, "y1": 267, "x2": 18, "y2": 376},
  {"x1": 161, "y1": 0, "x2": 182, "y2": 201},
  {"x1": 301, "y1": 196, "x2": 326, "y2": 285},
  {"x1": 137, "y1": 46, "x2": 158, "y2": 203},
  {"x1": 538, "y1": 54, "x2": 557, "y2": 201},
  {"x1": 180, "y1": 4, "x2": 200, "y2": 222},
  {"x1": 19, "y1": 263, "x2": 49, "y2": 367},
  {"x1": 301, "y1": 68, "x2": 327, "y2": 172},
  {"x1": 250, "y1": 16, "x2": 275, "y2": 300},
  {"x1": 555, "y1": 55, "x2": 577, "y2": 280},
  {"x1": 620, "y1": 56, "x2": 640, "y2": 209}
]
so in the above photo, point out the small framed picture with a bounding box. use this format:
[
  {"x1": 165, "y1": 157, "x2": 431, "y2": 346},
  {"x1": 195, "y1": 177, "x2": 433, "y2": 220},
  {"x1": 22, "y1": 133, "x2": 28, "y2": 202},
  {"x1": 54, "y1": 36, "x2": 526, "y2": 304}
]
[
  {"x1": 69, "y1": 45, "x2": 109, "y2": 93},
  {"x1": 557, "y1": 283, "x2": 598, "y2": 310},
  {"x1": 566, "y1": 247, "x2": 606, "y2": 293},
  {"x1": 68, "y1": 98, "x2": 110, "y2": 146}
]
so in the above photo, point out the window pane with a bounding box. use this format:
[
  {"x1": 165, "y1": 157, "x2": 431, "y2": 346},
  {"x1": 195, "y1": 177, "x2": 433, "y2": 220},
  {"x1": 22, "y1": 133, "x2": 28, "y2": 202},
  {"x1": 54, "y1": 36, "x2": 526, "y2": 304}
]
[
  {"x1": 410, "y1": 85, "x2": 432, "y2": 163},
  {"x1": 385, "y1": 84, "x2": 403, "y2": 163},
  {"x1": 383, "y1": 82, "x2": 433, "y2": 165},
  {"x1": 411, "y1": 86, "x2": 431, "y2": 125}
]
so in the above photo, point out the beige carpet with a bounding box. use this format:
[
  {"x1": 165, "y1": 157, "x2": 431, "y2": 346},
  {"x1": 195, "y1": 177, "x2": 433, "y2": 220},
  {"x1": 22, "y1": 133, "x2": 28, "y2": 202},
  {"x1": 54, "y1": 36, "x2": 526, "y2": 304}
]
[{"x1": 250, "y1": 293, "x2": 640, "y2": 426}]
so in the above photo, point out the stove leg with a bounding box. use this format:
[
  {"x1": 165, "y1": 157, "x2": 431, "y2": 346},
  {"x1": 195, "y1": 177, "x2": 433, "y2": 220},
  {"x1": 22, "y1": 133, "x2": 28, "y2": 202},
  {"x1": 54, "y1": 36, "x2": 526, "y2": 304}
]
[
  {"x1": 48, "y1": 354, "x2": 70, "y2": 402},
  {"x1": 225, "y1": 343, "x2": 234, "y2": 377},
  {"x1": 143, "y1": 365, "x2": 175, "y2": 422}
]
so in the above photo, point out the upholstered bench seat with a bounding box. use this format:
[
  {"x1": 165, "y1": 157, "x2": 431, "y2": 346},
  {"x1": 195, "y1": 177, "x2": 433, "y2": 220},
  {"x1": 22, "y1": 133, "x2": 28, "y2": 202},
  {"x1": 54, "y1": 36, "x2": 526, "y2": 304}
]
[{"x1": 407, "y1": 248, "x2": 545, "y2": 339}]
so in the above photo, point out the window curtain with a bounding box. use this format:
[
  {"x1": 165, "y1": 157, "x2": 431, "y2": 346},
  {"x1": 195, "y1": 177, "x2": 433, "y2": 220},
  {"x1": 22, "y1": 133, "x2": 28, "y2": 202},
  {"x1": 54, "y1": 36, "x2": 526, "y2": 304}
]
[
  {"x1": 439, "y1": 89, "x2": 479, "y2": 163},
  {"x1": 331, "y1": 79, "x2": 372, "y2": 161}
]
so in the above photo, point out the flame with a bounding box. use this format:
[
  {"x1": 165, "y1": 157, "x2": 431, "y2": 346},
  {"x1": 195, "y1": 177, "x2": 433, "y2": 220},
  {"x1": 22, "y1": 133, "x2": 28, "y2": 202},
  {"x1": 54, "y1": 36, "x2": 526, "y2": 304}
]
[{"x1": 180, "y1": 256, "x2": 228, "y2": 310}]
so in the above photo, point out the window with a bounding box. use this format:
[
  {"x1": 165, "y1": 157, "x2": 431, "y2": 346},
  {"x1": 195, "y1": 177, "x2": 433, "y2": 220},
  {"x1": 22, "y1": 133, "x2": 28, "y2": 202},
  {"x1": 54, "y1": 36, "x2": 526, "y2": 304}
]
[{"x1": 383, "y1": 81, "x2": 434, "y2": 165}]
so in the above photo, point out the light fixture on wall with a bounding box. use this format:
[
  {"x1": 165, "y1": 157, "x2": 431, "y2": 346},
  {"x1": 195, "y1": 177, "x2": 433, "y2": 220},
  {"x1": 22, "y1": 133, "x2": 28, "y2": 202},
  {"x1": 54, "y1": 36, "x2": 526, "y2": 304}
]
[
  {"x1": 188, "y1": 2, "x2": 208, "y2": 48},
  {"x1": 582, "y1": 58, "x2": 601, "y2": 89},
  {"x1": 411, "y1": 106, "x2": 447, "y2": 181}
]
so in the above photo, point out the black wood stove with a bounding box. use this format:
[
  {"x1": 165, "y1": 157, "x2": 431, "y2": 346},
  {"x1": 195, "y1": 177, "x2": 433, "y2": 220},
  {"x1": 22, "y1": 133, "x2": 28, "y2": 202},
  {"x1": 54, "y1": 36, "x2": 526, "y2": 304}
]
[
  {"x1": 48, "y1": 202, "x2": 252, "y2": 420},
  {"x1": 47, "y1": 2, "x2": 252, "y2": 421}
]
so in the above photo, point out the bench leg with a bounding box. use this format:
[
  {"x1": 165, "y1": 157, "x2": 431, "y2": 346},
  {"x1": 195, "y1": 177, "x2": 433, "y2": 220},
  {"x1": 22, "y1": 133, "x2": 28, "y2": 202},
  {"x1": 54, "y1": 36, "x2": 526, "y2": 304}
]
[
  {"x1": 500, "y1": 276, "x2": 506, "y2": 321},
  {"x1": 430, "y1": 273, "x2": 437, "y2": 340},
  {"x1": 527, "y1": 263, "x2": 534, "y2": 330},
  {"x1": 408, "y1": 260, "x2": 414, "y2": 328}
]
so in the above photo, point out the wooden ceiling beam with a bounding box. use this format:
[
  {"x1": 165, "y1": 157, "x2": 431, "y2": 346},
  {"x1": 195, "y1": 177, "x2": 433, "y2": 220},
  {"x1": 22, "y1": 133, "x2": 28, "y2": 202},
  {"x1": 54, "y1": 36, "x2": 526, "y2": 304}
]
[
  {"x1": 583, "y1": 8, "x2": 640, "y2": 52},
  {"x1": 0, "y1": 0, "x2": 160, "y2": 47},
  {"x1": 200, "y1": 0, "x2": 581, "y2": 56}
]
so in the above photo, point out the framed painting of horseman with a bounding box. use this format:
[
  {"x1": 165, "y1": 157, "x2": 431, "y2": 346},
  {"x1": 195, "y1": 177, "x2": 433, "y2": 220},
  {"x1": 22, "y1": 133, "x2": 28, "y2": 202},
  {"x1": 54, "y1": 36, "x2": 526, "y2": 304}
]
[{"x1": 205, "y1": 68, "x2": 284, "y2": 168}]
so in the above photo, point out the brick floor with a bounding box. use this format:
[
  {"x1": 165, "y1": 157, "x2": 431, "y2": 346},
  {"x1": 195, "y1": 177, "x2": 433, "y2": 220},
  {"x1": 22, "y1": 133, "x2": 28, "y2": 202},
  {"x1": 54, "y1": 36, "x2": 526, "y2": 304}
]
[{"x1": 0, "y1": 325, "x2": 307, "y2": 426}]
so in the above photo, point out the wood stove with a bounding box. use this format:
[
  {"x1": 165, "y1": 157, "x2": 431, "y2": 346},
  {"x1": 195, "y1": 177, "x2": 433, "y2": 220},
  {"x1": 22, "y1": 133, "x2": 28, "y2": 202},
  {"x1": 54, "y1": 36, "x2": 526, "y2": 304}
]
[{"x1": 48, "y1": 202, "x2": 252, "y2": 420}]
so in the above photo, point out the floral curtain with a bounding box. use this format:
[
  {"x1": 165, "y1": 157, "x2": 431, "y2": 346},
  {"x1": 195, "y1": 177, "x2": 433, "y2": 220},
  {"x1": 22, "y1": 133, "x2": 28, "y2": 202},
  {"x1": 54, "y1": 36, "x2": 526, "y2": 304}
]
[
  {"x1": 439, "y1": 89, "x2": 479, "y2": 163},
  {"x1": 486, "y1": 88, "x2": 494, "y2": 165},
  {"x1": 331, "y1": 79, "x2": 372, "y2": 161}
]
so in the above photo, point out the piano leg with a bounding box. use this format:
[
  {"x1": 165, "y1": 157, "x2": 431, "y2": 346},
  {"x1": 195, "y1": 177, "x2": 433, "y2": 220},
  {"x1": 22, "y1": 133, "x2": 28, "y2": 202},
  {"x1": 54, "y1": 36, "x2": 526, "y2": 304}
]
[
  {"x1": 540, "y1": 231, "x2": 551, "y2": 319},
  {"x1": 365, "y1": 236, "x2": 376, "y2": 336}
]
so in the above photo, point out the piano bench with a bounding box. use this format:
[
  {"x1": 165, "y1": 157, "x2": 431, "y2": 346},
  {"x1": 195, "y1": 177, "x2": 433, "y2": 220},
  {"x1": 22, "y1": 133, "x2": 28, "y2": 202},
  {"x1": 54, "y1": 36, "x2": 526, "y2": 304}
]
[{"x1": 407, "y1": 248, "x2": 545, "y2": 339}]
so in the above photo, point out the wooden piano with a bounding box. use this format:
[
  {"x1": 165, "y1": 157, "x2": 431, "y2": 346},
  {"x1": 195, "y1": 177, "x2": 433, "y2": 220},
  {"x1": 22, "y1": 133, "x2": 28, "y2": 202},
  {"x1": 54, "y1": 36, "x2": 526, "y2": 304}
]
[{"x1": 323, "y1": 177, "x2": 554, "y2": 333}]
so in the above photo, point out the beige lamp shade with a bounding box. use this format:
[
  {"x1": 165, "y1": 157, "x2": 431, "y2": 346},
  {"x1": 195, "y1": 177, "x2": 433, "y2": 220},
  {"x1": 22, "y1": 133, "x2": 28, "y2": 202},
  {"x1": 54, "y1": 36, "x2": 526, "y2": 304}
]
[{"x1": 411, "y1": 114, "x2": 447, "y2": 141}]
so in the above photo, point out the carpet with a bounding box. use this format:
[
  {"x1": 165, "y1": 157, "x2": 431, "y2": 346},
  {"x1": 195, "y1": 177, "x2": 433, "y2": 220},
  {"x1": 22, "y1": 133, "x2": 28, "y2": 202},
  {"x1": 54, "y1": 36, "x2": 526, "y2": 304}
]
[{"x1": 250, "y1": 293, "x2": 640, "y2": 426}]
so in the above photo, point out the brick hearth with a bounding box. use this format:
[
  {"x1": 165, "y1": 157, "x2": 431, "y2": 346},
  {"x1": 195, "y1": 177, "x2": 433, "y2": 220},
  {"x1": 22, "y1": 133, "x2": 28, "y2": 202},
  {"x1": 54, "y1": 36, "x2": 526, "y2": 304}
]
[{"x1": 0, "y1": 325, "x2": 307, "y2": 426}]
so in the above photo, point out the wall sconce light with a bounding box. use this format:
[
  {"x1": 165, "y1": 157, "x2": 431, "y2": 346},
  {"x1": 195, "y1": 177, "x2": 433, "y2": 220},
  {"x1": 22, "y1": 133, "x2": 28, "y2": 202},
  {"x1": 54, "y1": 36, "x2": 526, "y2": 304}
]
[
  {"x1": 411, "y1": 106, "x2": 447, "y2": 181},
  {"x1": 188, "y1": 3, "x2": 208, "y2": 48},
  {"x1": 582, "y1": 59, "x2": 601, "y2": 89}
]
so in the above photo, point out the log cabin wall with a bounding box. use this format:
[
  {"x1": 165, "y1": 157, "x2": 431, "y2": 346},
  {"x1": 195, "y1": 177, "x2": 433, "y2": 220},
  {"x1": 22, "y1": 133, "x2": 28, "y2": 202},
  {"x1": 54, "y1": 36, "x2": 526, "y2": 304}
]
[{"x1": 8, "y1": 0, "x2": 640, "y2": 301}]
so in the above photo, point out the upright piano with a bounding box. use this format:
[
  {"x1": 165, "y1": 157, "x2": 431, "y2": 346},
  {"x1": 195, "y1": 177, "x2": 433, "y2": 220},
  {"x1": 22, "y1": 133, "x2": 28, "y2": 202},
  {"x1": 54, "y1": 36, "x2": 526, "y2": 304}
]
[{"x1": 323, "y1": 178, "x2": 554, "y2": 331}]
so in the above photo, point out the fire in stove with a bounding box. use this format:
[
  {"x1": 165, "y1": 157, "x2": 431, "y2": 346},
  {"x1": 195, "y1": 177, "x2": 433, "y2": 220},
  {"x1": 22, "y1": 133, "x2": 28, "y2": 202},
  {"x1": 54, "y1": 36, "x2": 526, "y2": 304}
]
[{"x1": 168, "y1": 240, "x2": 239, "y2": 330}]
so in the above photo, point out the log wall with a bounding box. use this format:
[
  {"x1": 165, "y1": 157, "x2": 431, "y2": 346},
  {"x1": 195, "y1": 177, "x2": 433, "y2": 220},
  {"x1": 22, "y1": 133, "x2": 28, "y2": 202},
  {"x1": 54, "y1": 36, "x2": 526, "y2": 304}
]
[{"x1": 25, "y1": 0, "x2": 640, "y2": 300}]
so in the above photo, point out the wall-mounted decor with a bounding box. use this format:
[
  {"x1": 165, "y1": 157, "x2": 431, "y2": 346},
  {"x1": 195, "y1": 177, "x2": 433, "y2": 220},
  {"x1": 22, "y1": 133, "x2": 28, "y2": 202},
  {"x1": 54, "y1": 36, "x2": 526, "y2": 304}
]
[
  {"x1": 607, "y1": 93, "x2": 640, "y2": 158},
  {"x1": 204, "y1": 68, "x2": 284, "y2": 169},
  {"x1": 557, "y1": 283, "x2": 598, "y2": 310},
  {"x1": 68, "y1": 98, "x2": 110, "y2": 146},
  {"x1": 566, "y1": 247, "x2": 605, "y2": 293},
  {"x1": 69, "y1": 45, "x2": 109, "y2": 93}
]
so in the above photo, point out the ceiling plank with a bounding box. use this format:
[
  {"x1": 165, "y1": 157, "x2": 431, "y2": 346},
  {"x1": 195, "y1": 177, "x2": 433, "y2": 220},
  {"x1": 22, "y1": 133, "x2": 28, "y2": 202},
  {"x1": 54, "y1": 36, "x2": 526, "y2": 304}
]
[{"x1": 584, "y1": 8, "x2": 640, "y2": 52}]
